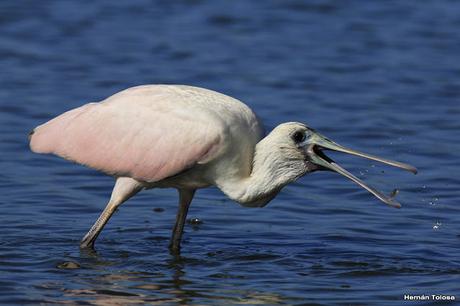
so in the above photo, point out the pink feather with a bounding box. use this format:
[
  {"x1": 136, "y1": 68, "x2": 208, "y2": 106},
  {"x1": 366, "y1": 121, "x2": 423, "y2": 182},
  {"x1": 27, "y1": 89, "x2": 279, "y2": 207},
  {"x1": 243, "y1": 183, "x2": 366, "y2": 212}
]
[{"x1": 30, "y1": 86, "x2": 223, "y2": 182}]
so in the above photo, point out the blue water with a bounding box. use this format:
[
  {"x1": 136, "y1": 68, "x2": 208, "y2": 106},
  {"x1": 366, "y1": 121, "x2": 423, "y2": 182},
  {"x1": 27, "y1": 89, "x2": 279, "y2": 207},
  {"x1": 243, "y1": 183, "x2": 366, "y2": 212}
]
[{"x1": 1, "y1": 1, "x2": 459, "y2": 305}]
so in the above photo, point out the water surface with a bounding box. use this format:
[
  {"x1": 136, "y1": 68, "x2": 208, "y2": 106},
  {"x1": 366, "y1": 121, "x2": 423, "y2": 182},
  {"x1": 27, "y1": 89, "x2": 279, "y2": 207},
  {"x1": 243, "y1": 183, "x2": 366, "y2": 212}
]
[{"x1": 1, "y1": 1, "x2": 459, "y2": 305}]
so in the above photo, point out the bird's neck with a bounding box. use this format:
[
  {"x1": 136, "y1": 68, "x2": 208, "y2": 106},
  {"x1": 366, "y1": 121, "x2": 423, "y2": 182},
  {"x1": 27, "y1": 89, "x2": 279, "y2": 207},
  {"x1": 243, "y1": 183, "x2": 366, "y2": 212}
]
[{"x1": 216, "y1": 139, "x2": 304, "y2": 207}]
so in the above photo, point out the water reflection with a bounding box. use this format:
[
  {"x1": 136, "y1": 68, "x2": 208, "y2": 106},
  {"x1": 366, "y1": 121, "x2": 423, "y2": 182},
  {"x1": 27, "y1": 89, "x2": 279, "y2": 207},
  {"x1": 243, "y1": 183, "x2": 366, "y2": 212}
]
[{"x1": 50, "y1": 251, "x2": 286, "y2": 305}]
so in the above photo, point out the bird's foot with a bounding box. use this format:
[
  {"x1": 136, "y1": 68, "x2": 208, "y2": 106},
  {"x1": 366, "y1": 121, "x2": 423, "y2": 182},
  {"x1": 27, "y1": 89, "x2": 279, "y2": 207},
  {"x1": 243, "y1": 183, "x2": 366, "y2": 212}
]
[
  {"x1": 79, "y1": 236, "x2": 96, "y2": 250},
  {"x1": 168, "y1": 243, "x2": 181, "y2": 256}
]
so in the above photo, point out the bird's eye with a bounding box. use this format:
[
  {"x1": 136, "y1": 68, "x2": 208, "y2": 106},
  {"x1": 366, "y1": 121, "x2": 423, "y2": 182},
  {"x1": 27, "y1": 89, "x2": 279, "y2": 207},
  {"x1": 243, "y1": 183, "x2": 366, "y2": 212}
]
[{"x1": 292, "y1": 131, "x2": 306, "y2": 143}]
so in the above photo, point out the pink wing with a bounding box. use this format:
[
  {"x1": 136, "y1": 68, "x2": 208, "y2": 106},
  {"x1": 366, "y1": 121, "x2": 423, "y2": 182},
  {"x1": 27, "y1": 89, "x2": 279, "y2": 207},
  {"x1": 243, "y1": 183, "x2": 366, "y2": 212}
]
[{"x1": 29, "y1": 95, "x2": 222, "y2": 182}]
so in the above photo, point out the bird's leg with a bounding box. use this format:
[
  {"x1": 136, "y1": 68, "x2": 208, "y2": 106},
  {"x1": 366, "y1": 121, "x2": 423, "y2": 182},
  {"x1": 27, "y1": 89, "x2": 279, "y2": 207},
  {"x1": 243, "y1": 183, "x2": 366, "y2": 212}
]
[
  {"x1": 80, "y1": 177, "x2": 143, "y2": 249},
  {"x1": 169, "y1": 189, "x2": 196, "y2": 254}
]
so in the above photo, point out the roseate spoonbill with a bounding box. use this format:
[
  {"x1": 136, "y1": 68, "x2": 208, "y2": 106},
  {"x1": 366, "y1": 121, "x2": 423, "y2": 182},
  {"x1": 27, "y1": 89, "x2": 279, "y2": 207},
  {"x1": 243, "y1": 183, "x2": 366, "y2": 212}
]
[{"x1": 29, "y1": 85, "x2": 417, "y2": 252}]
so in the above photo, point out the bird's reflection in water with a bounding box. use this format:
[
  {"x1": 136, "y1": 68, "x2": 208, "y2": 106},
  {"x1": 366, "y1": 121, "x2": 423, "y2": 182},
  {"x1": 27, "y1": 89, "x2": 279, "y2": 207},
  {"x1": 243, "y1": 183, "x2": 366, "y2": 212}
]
[
  {"x1": 45, "y1": 249, "x2": 284, "y2": 305},
  {"x1": 55, "y1": 253, "x2": 187, "y2": 304}
]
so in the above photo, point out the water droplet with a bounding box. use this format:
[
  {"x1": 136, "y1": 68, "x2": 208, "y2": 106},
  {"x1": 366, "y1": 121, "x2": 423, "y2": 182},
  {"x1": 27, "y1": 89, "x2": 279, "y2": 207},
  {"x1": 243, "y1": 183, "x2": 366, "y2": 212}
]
[
  {"x1": 433, "y1": 221, "x2": 442, "y2": 230},
  {"x1": 429, "y1": 197, "x2": 439, "y2": 206},
  {"x1": 188, "y1": 218, "x2": 203, "y2": 225}
]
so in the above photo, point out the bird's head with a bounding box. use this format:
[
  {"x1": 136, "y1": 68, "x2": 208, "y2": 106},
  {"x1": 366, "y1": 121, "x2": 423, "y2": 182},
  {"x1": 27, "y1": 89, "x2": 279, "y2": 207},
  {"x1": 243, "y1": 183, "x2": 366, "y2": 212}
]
[{"x1": 257, "y1": 122, "x2": 417, "y2": 208}]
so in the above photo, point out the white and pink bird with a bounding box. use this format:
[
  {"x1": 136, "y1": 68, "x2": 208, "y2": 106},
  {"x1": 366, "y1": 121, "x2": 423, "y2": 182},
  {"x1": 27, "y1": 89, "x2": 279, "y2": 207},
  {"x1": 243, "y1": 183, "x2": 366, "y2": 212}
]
[{"x1": 29, "y1": 85, "x2": 417, "y2": 253}]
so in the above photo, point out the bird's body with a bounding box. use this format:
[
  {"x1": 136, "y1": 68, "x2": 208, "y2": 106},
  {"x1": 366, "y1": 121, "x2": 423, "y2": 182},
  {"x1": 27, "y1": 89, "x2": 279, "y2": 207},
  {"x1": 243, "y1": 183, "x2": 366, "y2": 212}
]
[
  {"x1": 30, "y1": 85, "x2": 417, "y2": 252},
  {"x1": 31, "y1": 85, "x2": 262, "y2": 191}
]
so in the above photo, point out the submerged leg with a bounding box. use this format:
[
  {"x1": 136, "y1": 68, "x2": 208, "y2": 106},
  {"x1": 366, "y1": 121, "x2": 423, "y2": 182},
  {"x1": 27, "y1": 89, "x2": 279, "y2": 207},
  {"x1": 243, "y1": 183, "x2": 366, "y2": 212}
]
[
  {"x1": 80, "y1": 177, "x2": 143, "y2": 249},
  {"x1": 169, "y1": 189, "x2": 196, "y2": 254}
]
